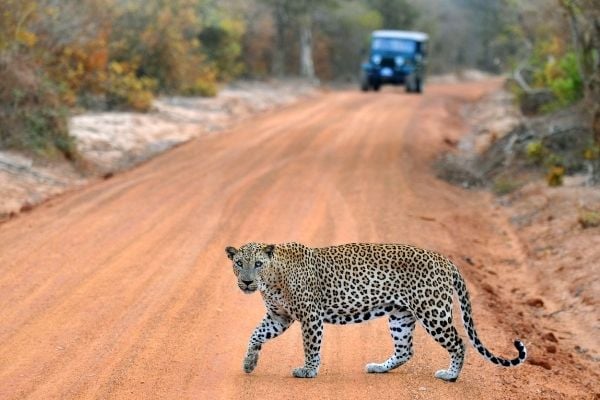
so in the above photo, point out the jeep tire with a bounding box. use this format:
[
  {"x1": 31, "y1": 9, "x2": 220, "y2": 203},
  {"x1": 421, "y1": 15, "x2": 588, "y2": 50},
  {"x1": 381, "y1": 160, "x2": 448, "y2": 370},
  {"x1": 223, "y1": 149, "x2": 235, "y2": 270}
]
[{"x1": 415, "y1": 77, "x2": 423, "y2": 93}]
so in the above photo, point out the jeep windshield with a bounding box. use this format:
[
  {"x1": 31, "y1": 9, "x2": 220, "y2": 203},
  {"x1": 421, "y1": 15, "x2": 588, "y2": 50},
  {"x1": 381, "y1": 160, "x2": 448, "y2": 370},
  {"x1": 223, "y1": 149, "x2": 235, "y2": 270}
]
[{"x1": 372, "y1": 38, "x2": 416, "y2": 54}]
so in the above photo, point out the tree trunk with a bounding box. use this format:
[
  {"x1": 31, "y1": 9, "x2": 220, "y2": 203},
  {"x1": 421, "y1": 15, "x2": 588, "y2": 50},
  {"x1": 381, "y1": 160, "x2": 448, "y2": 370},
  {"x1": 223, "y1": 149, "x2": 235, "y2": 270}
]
[
  {"x1": 589, "y1": 5, "x2": 600, "y2": 184},
  {"x1": 271, "y1": 1, "x2": 286, "y2": 77},
  {"x1": 588, "y1": 4, "x2": 600, "y2": 145},
  {"x1": 594, "y1": 109, "x2": 600, "y2": 145},
  {"x1": 298, "y1": 13, "x2": 315, "y2": 79},
  {"x1": 563, "y1": 2, "x2": 587, "y2": 84}
]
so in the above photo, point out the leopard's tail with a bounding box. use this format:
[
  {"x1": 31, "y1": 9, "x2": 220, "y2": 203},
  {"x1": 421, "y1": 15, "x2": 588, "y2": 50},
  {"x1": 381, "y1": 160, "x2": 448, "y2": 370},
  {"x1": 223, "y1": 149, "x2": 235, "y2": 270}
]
[{"x1": 452, "y1": 268, "x2": 527, "y2": 367}]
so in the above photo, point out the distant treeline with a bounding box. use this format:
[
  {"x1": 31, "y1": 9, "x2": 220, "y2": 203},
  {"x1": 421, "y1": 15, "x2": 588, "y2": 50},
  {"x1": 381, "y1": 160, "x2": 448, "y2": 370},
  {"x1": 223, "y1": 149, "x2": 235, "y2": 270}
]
[{"x1": 0, "y1": 0, "x2": 598, "y2": 158}]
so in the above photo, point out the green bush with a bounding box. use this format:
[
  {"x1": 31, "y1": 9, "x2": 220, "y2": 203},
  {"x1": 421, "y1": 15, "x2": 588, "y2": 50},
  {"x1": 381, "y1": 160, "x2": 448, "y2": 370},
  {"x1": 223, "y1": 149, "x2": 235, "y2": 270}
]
[
  {"x1": 578, "y1": 210, "x2": 600, "y2": 228},
  {"x1": 525, "y1": 139, "x2": 570, "y2": 187},
  {"x1": 199, "y1": 18, "x2": 245, "y2": 82},
  {"x1": 583, "y1": 144, "x2": 600, "y2": 160},
  {"x1": 544, "y1": 152, "x2": 565, "y2": 169},
  {"x1": 547, "y1": 52, "x2": 583, "y2": 106},
  {"x1": 526, "y1": 140, "x2": 546, "y2": 164},
  {"x1": 0, "y1": 55, "x2": 75, "y2": 159},
  {"x1": 110, "y1": 1, "x2": 221, "y2": 97},
  {"x1": 181, "y1": 66, "x2": 219, "y2": 97},
  {"x1": 105, "y1": 62, "x2": 157, "y2": 111},
  {"x1": 1, "y1": 0, "x2": 234, "y2": 164},
  {"x1": 525, "y1": 140, "x2": 566, "y2": 169},
  {"x1": 533, "y1": 51, "x2": 584, "y2": 113},
  {"x1": 546, "y1": 166, "x2": 565, "y2": 187},
  {"x1": 492, "y1": 176, "x2": 521, "y2": 196}
]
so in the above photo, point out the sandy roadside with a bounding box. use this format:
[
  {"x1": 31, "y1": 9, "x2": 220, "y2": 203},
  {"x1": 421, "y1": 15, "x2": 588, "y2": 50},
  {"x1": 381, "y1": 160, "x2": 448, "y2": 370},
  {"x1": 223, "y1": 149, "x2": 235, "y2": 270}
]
[{"x1": 0, "y1": 80, "x2": 318, "y2": 221}]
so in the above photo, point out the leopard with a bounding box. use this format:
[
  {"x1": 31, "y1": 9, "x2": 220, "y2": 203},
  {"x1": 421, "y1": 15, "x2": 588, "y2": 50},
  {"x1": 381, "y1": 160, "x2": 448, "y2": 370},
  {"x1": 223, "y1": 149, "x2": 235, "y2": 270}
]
[{"x1": 225, "y1": 242, "x2": 527, "y2": 382}]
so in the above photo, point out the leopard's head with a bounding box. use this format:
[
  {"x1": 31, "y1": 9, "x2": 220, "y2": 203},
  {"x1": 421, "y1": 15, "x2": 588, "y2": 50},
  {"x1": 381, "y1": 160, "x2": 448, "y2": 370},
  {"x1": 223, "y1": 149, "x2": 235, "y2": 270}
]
[{"x1": 225, "y1": 243, "x2": 275, "y2": 294}]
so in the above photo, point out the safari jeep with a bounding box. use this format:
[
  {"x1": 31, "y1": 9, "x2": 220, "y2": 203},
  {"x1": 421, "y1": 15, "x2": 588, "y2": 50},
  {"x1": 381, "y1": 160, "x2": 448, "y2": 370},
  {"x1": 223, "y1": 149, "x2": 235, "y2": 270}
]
[{"x1": 361, "y1": 30, "x2": 428, "y2": 93}]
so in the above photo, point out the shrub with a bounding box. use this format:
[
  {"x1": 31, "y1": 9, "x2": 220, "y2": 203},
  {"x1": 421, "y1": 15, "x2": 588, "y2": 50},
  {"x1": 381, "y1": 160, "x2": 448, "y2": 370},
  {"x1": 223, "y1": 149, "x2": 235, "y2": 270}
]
[
  {"x1": 546, "y1": 52, "x2": 583, "y2": 106},
  {"x1": 110, "y1": 1, "x2": 221, "y2": 97},
  {"x1": 546, "y1": 166, "x2": 565, "y2": 187},
  {"x1": 526, "y1": 140, "x2": 546, "y2": 164},
  {"x1": 583, "y1": 144, "x2": 600, "y2": 160},
  {"x1": 199, "y1": 18, "x2": 245, "y2": 81},
  {"x1": 45, "y1": 39, "x2": 108, "y2": 107},
  {"x1": 544, "y1": 153, "x2": 565, "y2": 169},
  {"x1": 578, "y1": 210, "x2": 600, "y2": 228},
  {"x1": 182, "y1": 67, "x2": 219, "y2": 97},
  {"x1": 0, "y1": 55, "x2": 75, "y2": 159},
  {"x1": 105, "y1": 62, "x2": 156, "y2": 111},
  {"x1": 492, "y1": 176, "x2": 521, "y2": 196},
  {"x1": 532, "y1": 51, "x2": 584, "y2": 113}
]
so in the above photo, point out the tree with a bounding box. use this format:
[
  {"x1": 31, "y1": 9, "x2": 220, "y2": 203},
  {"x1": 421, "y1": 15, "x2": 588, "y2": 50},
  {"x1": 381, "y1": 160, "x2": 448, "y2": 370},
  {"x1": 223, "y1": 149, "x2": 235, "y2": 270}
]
[
  {"x1": 271, "y1": 0, "x2": 289, "y2": 77},
  {"x1": 316, "y1": 1, "x2": 382, "y2": 79},
  {"x1": 298, "y1": 8, "x2": 315, "y2": 79},
  {"x1": 259, "y1": 0, "x2": 338, "y2": 79},
  {"x1": 366, "y1": 0, "x2": 419, "y2": 30},
  {"x1": 557, "y1": 0, "x2": 600, "y2": 182},
  {"x1": 559, "y1": 0, "x2": 600, "y2": 144}
]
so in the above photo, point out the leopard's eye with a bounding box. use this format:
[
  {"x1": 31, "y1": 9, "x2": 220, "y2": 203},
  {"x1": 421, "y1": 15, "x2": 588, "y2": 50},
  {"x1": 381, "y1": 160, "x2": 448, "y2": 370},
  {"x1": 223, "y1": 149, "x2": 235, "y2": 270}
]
[
  {"x1": 235, "y1": 260, "x2": 243, "y2": 267},
  {"x1": 254, "y1": 261, "x2": 263, "y2": 268}
]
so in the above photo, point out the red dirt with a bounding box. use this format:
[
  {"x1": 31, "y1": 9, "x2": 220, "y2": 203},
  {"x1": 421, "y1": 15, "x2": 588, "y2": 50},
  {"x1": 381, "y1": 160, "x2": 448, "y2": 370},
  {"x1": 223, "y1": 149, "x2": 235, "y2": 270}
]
[{"x1": 0, "y1": 81, "x2": 597, "y2": 399}]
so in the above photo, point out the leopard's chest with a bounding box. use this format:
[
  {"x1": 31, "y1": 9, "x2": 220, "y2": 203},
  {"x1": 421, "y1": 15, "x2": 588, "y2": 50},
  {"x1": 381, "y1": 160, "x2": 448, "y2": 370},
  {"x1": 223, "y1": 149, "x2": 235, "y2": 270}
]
[{"x1": 261, "y1": 286, "x2": 293, "y2": 318}]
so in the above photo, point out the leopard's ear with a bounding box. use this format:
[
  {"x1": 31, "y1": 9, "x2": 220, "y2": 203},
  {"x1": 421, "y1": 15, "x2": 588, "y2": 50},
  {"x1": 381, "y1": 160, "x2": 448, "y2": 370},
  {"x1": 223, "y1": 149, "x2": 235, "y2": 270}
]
[
  {"x1": 263, "y1": 244, "x2": 275, "y2": 259},
  {"x1": 225, "y1": 246, "x2": 238, "y2": 260}
]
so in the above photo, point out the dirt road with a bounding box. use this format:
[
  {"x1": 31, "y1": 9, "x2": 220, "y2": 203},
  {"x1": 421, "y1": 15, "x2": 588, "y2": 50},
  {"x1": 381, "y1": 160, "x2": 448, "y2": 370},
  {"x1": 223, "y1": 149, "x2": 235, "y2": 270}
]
[{"x1": 0, "y1": 81, "x2": 596, "y2": 399}]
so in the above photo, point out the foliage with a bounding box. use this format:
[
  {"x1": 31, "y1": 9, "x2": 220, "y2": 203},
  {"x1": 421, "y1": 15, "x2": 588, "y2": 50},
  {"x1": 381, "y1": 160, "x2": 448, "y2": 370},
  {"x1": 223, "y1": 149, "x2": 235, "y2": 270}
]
[
  {"x1": 366, "y1": 0, "x2": 418, "y2": 31},
  {"x1": 583, "y1": 144, "x2": 600, "y2": 160},
  {"x1": 109, "y1": 0, "x2": 215, "y2": 95},
  {"x1": 0, "y1": 55, "x2": 75, "y2": 159},
  {"x1": 316, "y1": 1, "x2": 383, "y2": 79},
  {"x1": 199, "y1": 18, "x2": 245, "y2": 81},
  {"x1": 535, "y1": 52, "x2": 583, "y2": 111},
  {"x1": 0, "y1": 0, "x2": 230, "y2": 157},
  {"x1": 511, "y1": 0, "x2": 596, "y2": 115},
  {"x1": 0, "y1": 0, "x2": 38, "y2": 52},
  {"x1": 525, "y1": 140, "x2": 564, "y2": 169},
  {"x1": 105, "y1": 62, "x2": 157, "y2": 111},
  {"x1": 578, "y1": 210, "x2": 600, "y2": 228},
  {"x1": 492, "y1": 176, "x2": 521, "y2": 196},
  {"x1": 416, "y1": 0, "x2": 523, "y2": 74},
  {"x1": 546, "y1": 166, "x2": 565, "y2": 187},
  {"x1": 2, "y1": 0, "x2": 229, "y2": 105},
  {"x1": 526, "y1": 140, "x2": 546, "y2": 164},
  {"x1": 526, "y1": 139, "x2": 573, "y2": 187},
  {"x1": 182, "y1": 66, "x2": 219, "y2": 97}
]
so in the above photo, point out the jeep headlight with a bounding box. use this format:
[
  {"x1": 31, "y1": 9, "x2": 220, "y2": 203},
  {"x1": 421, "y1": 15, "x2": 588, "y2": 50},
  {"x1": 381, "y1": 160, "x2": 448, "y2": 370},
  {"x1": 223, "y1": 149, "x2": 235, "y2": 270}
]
[
  {"x1": 371, "y1": 54, "x2": 382, "y2": 65},
  {"x1": 394, "y1": 56, "x2": 404, "y2": 66}
]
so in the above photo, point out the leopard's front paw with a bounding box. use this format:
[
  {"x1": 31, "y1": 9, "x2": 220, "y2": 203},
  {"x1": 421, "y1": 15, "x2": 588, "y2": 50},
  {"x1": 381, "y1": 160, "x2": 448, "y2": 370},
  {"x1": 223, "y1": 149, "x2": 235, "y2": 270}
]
[
  {"x1": 292, "y1": 366, "x2": 318, "y2": 378},
  {"x1": 243, "y1": 351, "x2": 259, "y2": 373},
  {"x1": 366, "y1": 362, "x2": 390, "y2": 373}
]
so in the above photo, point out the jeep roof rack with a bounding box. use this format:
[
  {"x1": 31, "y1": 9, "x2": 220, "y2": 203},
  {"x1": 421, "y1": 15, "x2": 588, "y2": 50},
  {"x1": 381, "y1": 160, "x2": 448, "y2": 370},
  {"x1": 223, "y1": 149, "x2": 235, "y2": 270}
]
[{"x1": 372, "y1": 30, "x2": 429, "y2": 42}]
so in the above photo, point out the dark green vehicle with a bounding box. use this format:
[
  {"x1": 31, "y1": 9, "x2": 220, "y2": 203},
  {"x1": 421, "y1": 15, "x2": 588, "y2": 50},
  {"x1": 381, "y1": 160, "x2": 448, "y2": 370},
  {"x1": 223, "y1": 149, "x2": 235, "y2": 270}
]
[{"x1": 361, "y1": 30, "x2": 429, "y2": 93}]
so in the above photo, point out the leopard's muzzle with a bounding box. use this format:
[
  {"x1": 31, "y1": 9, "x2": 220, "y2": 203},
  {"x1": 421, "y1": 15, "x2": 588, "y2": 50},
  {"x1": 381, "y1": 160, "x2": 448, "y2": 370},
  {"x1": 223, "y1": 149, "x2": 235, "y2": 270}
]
[{"x1": 239, "y1": 279, "x2": 258, "y2": 294}]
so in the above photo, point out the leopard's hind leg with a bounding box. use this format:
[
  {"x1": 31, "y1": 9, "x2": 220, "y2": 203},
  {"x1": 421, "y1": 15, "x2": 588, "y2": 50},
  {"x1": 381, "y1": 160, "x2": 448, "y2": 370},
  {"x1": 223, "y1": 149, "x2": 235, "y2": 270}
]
[
  {"x1": 426, "y1": 323, "x2": 465, "y2": 381},
  {"x1": 417, "y1": 303, "x2": 465, "y2": 382},
  {"x1": 366, "y1": 306, "x2": 416, "y2": 373}
]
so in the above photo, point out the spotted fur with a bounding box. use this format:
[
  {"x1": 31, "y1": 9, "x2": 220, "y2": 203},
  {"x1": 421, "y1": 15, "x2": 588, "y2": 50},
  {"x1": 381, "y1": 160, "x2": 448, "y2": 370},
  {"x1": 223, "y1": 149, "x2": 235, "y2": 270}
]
[{"x1": 225, "y1": 242, "x2": 527, "y2": 381}]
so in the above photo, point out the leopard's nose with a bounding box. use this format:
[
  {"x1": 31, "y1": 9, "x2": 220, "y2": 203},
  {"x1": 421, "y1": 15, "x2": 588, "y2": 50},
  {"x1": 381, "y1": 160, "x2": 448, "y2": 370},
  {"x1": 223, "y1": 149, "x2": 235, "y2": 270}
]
[{"x1": 242, "y1": 280, "x2": 253, "y2": 286}]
